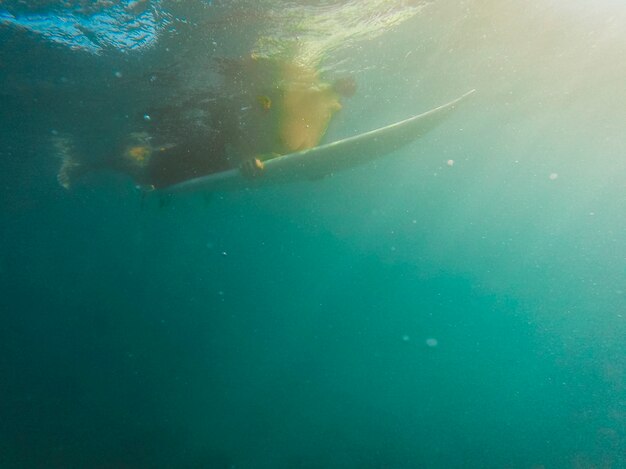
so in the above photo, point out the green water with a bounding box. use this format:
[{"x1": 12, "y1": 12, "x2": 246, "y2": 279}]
[{"x1": 0, "y1": 1, "x2": 624, "y2": 467}]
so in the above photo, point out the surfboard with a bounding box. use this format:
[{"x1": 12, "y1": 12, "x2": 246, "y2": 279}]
[{"x1": 165, "y1": 89, "x2": 475, "y2": 193}]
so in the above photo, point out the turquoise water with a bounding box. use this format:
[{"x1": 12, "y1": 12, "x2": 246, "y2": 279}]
[{"x1": 1, "y1": 1, "x2": 625, "y2": 468}]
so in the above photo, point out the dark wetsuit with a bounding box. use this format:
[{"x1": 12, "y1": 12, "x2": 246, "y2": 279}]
[
  {"x1": 143, "y1": 130, "x2": 231, "y2": 189},
  {"x1": 125, "y1": 95, "x2": 236, "y2": 189}
]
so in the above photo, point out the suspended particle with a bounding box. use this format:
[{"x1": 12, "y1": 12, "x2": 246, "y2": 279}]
[{"x1": 425, "y1": 338, "x2": 438, "y2": 347}]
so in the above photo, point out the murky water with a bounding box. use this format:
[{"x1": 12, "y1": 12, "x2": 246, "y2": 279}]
[{"x1": 1, "y1": 1, "x2": 624, "y2": 467}]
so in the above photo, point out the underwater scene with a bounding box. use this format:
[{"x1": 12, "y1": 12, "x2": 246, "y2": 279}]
[{"x1": 1, "y1": 1, "x2": 625, "y2": 468}]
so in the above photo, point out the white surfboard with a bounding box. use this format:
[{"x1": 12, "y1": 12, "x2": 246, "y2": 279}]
[{"x1": 165, "y1": 89, "x2": 475, "y2": 193}]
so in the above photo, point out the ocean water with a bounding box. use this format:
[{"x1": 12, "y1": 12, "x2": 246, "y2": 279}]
[{"x1": 1, "y1": 1, "x2": 625, "y2": 468}]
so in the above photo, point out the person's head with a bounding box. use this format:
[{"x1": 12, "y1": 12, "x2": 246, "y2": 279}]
[{"x1": 332, "y1": 76, "x2": 357, "y2": 97}]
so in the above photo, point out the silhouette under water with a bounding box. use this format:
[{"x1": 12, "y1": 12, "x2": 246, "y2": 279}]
[{"x1": 55, "y1": 56, "x2": 356, "y2": 190}]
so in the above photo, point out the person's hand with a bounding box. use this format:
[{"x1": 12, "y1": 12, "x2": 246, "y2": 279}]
[{"x1": 239, "y1": 157, "x2": 265, "y2": 179}]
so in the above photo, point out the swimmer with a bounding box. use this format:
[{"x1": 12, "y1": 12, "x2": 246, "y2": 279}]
[{"x1": 56, "y1": 57, "x2": 355, "y2": 188}]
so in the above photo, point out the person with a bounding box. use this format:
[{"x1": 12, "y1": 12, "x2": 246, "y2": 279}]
[
  {"x1": 56, "y1": 93, "x2": 233, "y2": 190},
  {"x1": 57, "y1": 56, "x2": 356, "y2": 189}
]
